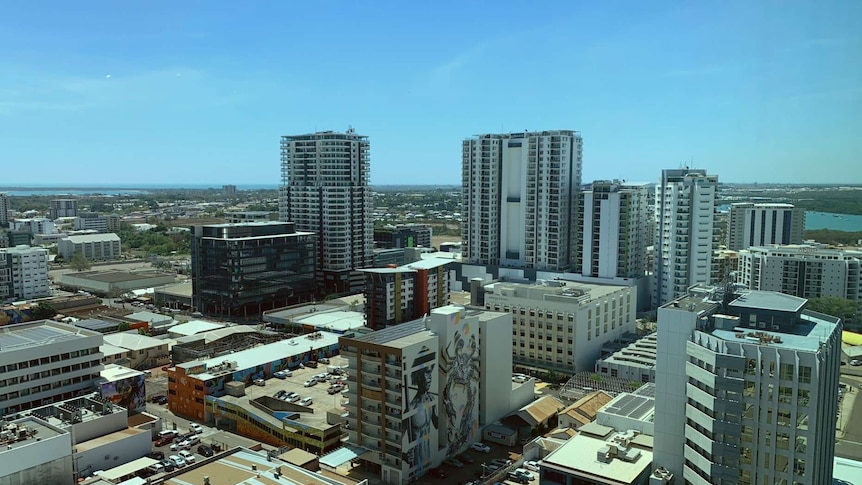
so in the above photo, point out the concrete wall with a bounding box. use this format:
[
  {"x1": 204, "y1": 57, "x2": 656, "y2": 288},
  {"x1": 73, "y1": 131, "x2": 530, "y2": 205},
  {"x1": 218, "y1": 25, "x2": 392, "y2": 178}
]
[
  {"x1": 0, "y1": 429, "x2": 72, "y2": 485},
  {"x1": 75, "y1": 429, "x2": 151, "y2": 479}
]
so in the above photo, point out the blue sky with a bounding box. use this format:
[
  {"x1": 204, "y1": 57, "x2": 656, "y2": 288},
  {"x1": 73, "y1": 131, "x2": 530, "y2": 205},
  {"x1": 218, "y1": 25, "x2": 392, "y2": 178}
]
[{"x1": 1, "y1": 1, "x2": 859, "y2": 186}]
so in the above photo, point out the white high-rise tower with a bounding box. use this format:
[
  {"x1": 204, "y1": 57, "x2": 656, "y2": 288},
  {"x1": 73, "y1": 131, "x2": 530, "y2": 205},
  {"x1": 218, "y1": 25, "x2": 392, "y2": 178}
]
[
  {"x1": 461, "y1": 130, "x2": 583, "y2": 271},
  {"x1": 653, "y1": 168, "x2": 718, "y2": 307},
  {"x1": 280, "y1": 129, "x2": 373, "y2": 295}
]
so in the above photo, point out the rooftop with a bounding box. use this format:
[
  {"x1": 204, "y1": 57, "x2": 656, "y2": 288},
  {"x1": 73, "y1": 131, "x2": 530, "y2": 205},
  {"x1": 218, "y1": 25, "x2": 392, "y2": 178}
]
[
  {"x1": 180, "y1": 331, "x2": 341, "y2": 380},
  {"x1": 15, "y1": 393, "x2": 126, "y2": 429},
  {"x1": 66, "y1": 270, "x2": 175, "y2": 284},
  {"x1": 0, "y1": 416, "x2": 68, "y2": 453},
  {"x1": 599, "y1": 334, "x2": 658, "y2": 369},
  {"x1": 164, "y1": 447, "x2": 356, "y2": 485},
  {"x1": 560, "y1": 391, "x2": 614, "y2": 426},
  {"x1": 73, "y1": 318, "x2": 117, "y2": 332},
  {"x1": 486, "y1": 279, "x2": 629, "y2": 305},
  {"x1": 543, "y1": 430, "x2": 653, "y2": 484},
  {"x1": 173, "y1": 326, "x2": 258, "y2": 345},
  {"x1": 154, "y1": 282, "x2": 193, "y2": 298},
  {"x1": 104, "y1": 332, "x2": 169, "y2": 351},
  {"x1": 62, "y1": 233, "x2": 121, "y2": 243},
  {"x1": 169, "y1": 320, "x2": 226, "y2": 336},
  {"x1": 346, "y1": 318, "x2": 431, "y2": 348},
  {"x1": 124, "y1": 311, "x2": 174, "y2": 324},
  {"x1": 601, "y1": 389, "x2": 656, "y2": 422},
  {"x1": 710, "y1": 310, "x2": 840, "y2": 352},
  {"x1": 100, "y1": 343, "x2": 127, "y2": 357},
  {"x1": 100, "y1": 363, "x2": 144, "y2": 382},
  {"x1": 729, "y1": 290, "x2": 807, "y2": 314},
  {"x1": 294, "y1": 311, "x2": 366, "y2": 332},
  {"x1": 0, "y1": 320, "x2": 101, "y2": 353},
  {"x1": 401, "y1": 258, "x2": 453, "y2": 270}
]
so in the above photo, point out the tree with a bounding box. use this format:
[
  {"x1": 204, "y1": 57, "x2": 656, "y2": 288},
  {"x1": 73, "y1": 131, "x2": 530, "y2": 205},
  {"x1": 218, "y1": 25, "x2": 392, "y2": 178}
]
[
  {"x1": 117, "y1": 322, "x2": 131, "y2": 331},
  {"x1": 69, "y1": 251, "x2": 92, "y2": 272},
  {"x1": 807, "y1": 296, "x2": 858, "y2": 325},
  {"x1": 31, "y1": 302, "x2": 57, "y2": 320}
]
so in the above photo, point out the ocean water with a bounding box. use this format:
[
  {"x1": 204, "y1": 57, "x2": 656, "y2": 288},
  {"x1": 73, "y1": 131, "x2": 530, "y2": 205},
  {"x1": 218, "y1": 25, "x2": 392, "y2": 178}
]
[{"x1": 805, "y1": 212, "x2": 862, "y2": 232}]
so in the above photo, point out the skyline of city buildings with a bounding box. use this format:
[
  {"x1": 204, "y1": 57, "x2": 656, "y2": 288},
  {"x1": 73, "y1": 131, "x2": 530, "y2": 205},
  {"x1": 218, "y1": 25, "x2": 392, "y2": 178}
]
[
  {"x1": 279, "y1": 128, "x2": 374, "y2": 295},
  {"x1": 461, "y1": 130, "x2": 583, "y2": 272},
  {"x1": 653, "y1": 168, "x2": 719, "y2": 307}
]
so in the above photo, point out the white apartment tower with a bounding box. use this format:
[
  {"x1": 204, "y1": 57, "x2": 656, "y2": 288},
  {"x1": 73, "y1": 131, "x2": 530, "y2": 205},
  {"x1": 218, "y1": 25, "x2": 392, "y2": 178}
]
[
  {"x1": 738, "y1": 244, "x2": 862, "y2": 311},
  {"x1": 653, "y1": 168, "x2": 718, "y2": 307},
  {"x1": 280, "y1": 129, "x2": 373, "y2": 295},
  {"x1": 462, "y1": 130, "x2": 583, "y2": 271},
  {"x1": 653, "y1": 286, "x2": 840, "y2": 485},
  {"x1": 579, "y1": 180, "x2": 651, "y2": 279},
  {"x1": 727, "y1": 202, "x2": 805, "y2": 251},
  {"x1": 0, "y1": 245, "x2": 50, "y2": 300}
]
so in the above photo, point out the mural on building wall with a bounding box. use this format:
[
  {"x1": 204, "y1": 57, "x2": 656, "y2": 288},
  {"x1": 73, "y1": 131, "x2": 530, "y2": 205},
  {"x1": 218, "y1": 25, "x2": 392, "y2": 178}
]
[
  {"x1": 100, "y1": 373, "x2": 146, "y2": 412},
  {"x1": 402, "y1": 345, "x2": 438, "y2": 473},
  {"x1": 439, "y1": 310, "x2": 480, "y2": 456}
]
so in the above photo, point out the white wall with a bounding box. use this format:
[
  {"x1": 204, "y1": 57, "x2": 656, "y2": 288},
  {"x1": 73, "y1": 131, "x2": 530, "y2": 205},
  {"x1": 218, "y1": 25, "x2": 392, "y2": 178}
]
[
  {"x1": 0, "y1": 427, "x2": 72, "y2": 481},
  {"x1": 478, "y1": 311, "x2": 514, "y2": 426},
  {"x1": 75, "y1": 429, "x2": 151, "y2": 479}
]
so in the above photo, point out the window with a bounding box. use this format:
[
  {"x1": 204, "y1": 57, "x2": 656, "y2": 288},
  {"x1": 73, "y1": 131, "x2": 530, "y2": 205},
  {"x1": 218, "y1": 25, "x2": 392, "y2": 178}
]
[
  {"x1": 799, "y1": 366, "x2": 812, "y2": 384},
  {"x1": 779, "y1": 363, "x2": 794, "y2": 380}
]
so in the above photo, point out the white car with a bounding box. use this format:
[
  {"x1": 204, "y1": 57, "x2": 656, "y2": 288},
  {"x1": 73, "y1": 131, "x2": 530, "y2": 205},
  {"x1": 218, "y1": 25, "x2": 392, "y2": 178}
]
[
  {"x1": 170, "y1": 441, "x2": 190, "y2": 451},
  {"x1": 178, "y1": 450, "x2": 196, "y2": 464},
  {"x1": 189, "y1": 423, "x2": 203, "y2": 434},
  {"x1": 300, "y1": 397, "x2": 313, "y2": 406},
  {"x1": 253, "y1": 378, "x2": 265, "y2": 386},
  {"x1": 286, "y1": 392, "x2": 300, "y2": 403},
  {"x1": 524, "y1": 460, "x2": 540, "y2": 472},
  {"x1": 169, "y1": 455, "x2": 186, "y2": 468},
  {"x1": 851, "y1": 360, "x2": 862, "y2": 366},
  {"x1": 471, "y1": 442, "x2": 491, "y2": 453},
  {"x1": 514, "y1": 468, "x2": 535, "y2": 480},
  {"x1": 304, "y1": 379, "x2": 317, "y2": 387}
]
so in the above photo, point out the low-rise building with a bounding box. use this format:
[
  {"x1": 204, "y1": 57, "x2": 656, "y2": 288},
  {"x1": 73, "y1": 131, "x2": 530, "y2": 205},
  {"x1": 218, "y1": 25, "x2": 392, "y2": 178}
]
[
  {"x1": 0, "y1": 416, "x2": 73, "y2": 485},
  {"x1": 167, "y1": 319, "x2": 225, "y2": 338},
  {"x1": 558, "y1": 391, "x2": 614, "y2": 431},
  {"x1": 97, "y1": 364, "x2": 147, "y2": 413},
  {"x1": 481, "y1": 280, "x2": 636, "y2": 373},
  {"x1": 595, "y1": 333, "x2": 657, "y2": 384},
  {"x1": 58, "y1": 233, "x2": 122, "y2": 261},
  {"x1": 57, "y1": 270, "x2": 176, "y2": 295},
  {"x1": 103, "y1": 332, "x2": 171, "y2": 370},
  {"x1": 11, "y1": 217, "x2": 56, "y2": 235},
  {"x1": 541, "y1": 426, "x2": 654, "y2": 485},
  {"x1": 0, "y1": 320, "x2": 104, "y2": 414}
]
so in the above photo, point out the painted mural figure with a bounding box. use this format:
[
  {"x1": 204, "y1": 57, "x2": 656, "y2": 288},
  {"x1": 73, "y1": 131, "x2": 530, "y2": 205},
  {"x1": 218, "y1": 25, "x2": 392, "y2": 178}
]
[
  {"x1": 439, "y1": 332, "x2": 480, "y2": 455},
  {"x1": 404, "y1": 348, "x2": 438, "y2": 468}
]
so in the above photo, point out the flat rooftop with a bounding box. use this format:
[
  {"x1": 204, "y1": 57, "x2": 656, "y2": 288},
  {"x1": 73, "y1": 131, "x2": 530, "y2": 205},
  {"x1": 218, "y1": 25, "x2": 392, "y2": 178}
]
[
  {"x1": 710, "y1": 310, "x2": 840, "y2": 352},
  {"x1": 100, "y1": 363, "x2": 144, "y2": 382},
  {"x1": 0, "y1": 417, "x2": 67, "y2": 453},
  {"x1": 73, "y1": 318, "x2": 117, "y2": 332},
  {"x1": 164, "y1": 447, "x2": 355, "y2": 485},
  {"x1": 0, "y1": 320, "x2": 100, "y2": 353},
  {"x1": 729, "y1": 290, "x2": 806, "y2": 313},
  {"x1": 182, "y1": 331, "x2": 341, "y2": 380},
  {"x1": 486, "y1": 279, "x2": 630, "y2": 304},
  {"x1": 154, "y1": 282, "x2": 193, "y2": 298},
  {"x1": 543, "y1": 431, "x2": 652, "y2": 483},
  {"x1": 169, "y1": 320, "x2": 226, "y2": 336},
  {"x1": 104, "y1": 332, "x2": 169, "y2": 351},
  {"x1": 294, "y1": 311, "x2": 366, "y2": 332},
  {"x1": 346, "y1": 318, "x2": 431, "y2": 348},
  {"x1": 600, "y1": 334, "x2": 658, "y2": 369},
  {"x1": 68, "y1": 270, "x2": 175, "y2": 283}
]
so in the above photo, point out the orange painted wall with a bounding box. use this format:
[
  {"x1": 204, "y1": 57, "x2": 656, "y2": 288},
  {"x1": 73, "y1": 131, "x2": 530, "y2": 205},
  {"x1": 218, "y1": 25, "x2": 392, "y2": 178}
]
[{"x1": 167, "y1": 367, "x2": 206, "y2": 421}]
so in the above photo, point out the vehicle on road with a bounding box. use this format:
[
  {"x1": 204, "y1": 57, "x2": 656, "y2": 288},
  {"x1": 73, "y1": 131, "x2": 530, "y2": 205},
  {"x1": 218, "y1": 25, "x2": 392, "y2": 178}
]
[
  {"x1": 151, "y1": 394, "x2": 167, "y2": 403},
  {"x1": 157, "y1": 395, "x2": 169, "y2": 405},
  {"x1": 471, "y1": 442, "x2": 491, "y2": 453},
  {"x1": 198, "y1": 445, "x2": 214, "y2": 457}
]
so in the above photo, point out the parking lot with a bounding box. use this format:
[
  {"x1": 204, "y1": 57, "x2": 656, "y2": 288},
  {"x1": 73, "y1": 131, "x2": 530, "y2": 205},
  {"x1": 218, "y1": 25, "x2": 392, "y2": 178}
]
[{"x1": 411, "y1": 442, "x2": 536, "y2": 485}]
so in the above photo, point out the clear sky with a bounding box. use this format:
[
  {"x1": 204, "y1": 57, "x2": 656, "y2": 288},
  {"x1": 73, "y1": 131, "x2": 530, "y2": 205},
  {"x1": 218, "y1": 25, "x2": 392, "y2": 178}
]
[{"x1": 1, "y1": 1, "x2": 860, "y2": 186}]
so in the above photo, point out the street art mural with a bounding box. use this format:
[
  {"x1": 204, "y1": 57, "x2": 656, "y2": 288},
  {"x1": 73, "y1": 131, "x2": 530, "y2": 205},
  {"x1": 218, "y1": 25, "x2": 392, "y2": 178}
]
[
  {"x1": 99, "y1": 373, "x2": 146, "y2": 412},
  {"x1": 402, "y1": 345, "x2": 438, "y2": 474},
  {"x1": 438, "y1": 309, "x2": 480, "y2": 456}
]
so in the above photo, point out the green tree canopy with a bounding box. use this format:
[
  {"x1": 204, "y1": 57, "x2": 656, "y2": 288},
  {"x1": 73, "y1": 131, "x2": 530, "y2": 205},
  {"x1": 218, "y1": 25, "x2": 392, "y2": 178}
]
[
  {"x1": 807, "y1": 296, "x2": 858, "y2": 324},
  {"x1": 69, "y1": 251, "x2": 92, "y2": 272},
  {"x1": 31, "y1": 302, "x2": 57, "y2": 320}
]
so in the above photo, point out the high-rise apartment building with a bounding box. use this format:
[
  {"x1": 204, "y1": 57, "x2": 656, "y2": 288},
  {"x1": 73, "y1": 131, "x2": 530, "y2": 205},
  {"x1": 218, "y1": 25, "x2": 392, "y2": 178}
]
[
  {"x1": 0, "y1": 192, "x2": 9, "y2": 227},
  {"x1": 653, "y1": 168, "x2": 718, "y2": 307},
  {"x1": 461, "y1": 130, "x2": 583, "y2": 271},
  {"x1": 280, "y1": 129, "x2": 373, "y2": 294},
  {"x1": 653, "y1": 285, "x2": 840, "y2": 484},
  {"x1": 338, "y1": 305, "x2": 521, "y2": 485},
  {"x1": 0, "y1": 320, "x2": 104, "y2": 414},
  {"x1": 374, "y1": 223, "x2": 433, "y2": 249},
  {"x1": 738, "y1": 244, "x2": 862, "y2": 315},
  {"x1": 360, "y1": 259, "x2": 451, "y2": 329},
  {"x1": 222, "y1": 184, "x2": 237, "y2": 197},
  {"x1": 49, "y1": 199, "x2": 78, "y2": 220},
  {"x1": 727, "y1": 203, "x2": 805, "y2": 251},
  {"x1": 191, "y1": 221, "x2": 317, "y2": 317},
  {"x1": 0, "y1": 245, "x2": 49, "y2": 300},
  {"x1": 578, "y1": 180, "x2": 651, "y2": 279}
]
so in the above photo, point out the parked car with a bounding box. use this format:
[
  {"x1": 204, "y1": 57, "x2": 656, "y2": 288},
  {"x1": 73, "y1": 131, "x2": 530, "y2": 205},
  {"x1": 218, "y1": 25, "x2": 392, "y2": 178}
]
[
  {"x1": 315, "y1": 373, "x2": 329, "y2": 381},
  {"x1": 253, "y1": 378, "x2": 265, "y2": 386},
  {"x1": 851, "y1": 360, "x2": 862, "y2": 366},
  {"x1": 155, "y1": 436, "x2": 174, "y2": 447},
  {"x1": 147, "y1": 451, "x2": 165, "y2": 460},
  {"x1": 169, "y1": 455, "x2": 187, "y2": 468},
  {"x1": 514, "y1": 468, "x2": 535, "y2": 480},
  {"x1": 189, "y1": 423, "x2": 203, "y2": 434},
  {"x1": 185, "y1": 435, "x2": 201, "y2": 446},
  {"x1": 178, "y1": 450, "x2": 196, "y2": 464},
  {"x1": 491, "y1": 458, "x2": 512, "y2": 467},
  {"x1": 523, "y1": 460, "x2": 539, "y2": 471},
  {"x1": 157, "y1": 395, "x2": 169, "y2": 405},
  {"x1": 304, "y1": 379, "x2": 317, "y2": 387},
  {"x1": 305, "y1": 360, "x2": 318, "y2": 368},
  {"x1": 318, "y1": 357, "x2": 330, "y2": 364},
  {"x1": 147, "y1": 462, "x2": 164, "y2": 474},
  {"x1": 170, "y1": 441, "x2": 190, "y2": 451},
  {"x1": 160, "y1": 460, "x2": 175, "y2": 472},
  {"x1": 327, "y1": 384, "x2": 344, "y2": 395},
  {"x1": 274, "y1": 390, "x2": 287, "y2": 399},
  {"x1": 285, "y1": 392, "x2": 300, "y2": 402},
  {"x1": 300, "y1": 397, "x2": 313, "y2": 406},
  {"x1": 471, "y1": 442, "x2": 491, "y2": 453},
  {"x1": 444, "y1": 458, "x2": 464, "y2": 468},
  {"x1": 151, "y1": 394, "x2": 167, "y2": 404},
  {"x1": 274, "y1": 370, "x2": 292, "y2": 379},
  {"x1": 506, "y1": 472, "x2": 529, "y2": 484},
  {"x1": 198, "y1": 445, "x2": 214, "y2": 457}
]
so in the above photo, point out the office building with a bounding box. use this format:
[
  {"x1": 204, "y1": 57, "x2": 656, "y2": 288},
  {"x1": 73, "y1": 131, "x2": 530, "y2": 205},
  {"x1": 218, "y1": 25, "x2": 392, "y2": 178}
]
[
  {"x1": 222, "y1": 184, "x2": 237, "y2": 197},
  {"x1": 461, "y1": 130, "x2": 583, "y2": 271},
  {"x1": 653, "y1": 168, "x2": 718, "y2": 307},
  {"x1": 652, "y1": 286, "x2": 841, "y2": 484},
  {"x1": 11, "y1": 217, "x2": 55, "y2": 235},
  {"x1": 0, "y1": 245, "x2": 49, "y2": 300},
  {"x1": 481, "y1": 280, "x2": 636, "y2": 373},
  {"x1": 280, "y1": 128, "x2": 373, "y2": 295},
  {"x1": 224, "y1": 210, "x2": 272, "y2": 223},
  {"x1": 738, "y1": 245, "x2": 862, "y2": 312},
  {"x1": 727, "y1": 203, "x2": 805, "y2": 251},
  {"x1": 338, "y1": 305, "x2": 522, "y2": 485},
  {"x1": 0, "y1": 320, "x2": 104, "y2": 414},
  {"x1": 372, "y1": 247, "x2": 407, "y2": 268},
  {"x1": 191, "y1": 221, "x2": 317, "y2": 317},
  {"x1": 58, "y1": 233, "x2": 122, "y2": 262},
  {"x1": 72, "y1": 213, "x2": 121, "y2": 233},
  {"x1": 0, "y1": 255, "x2": 10, "y2": 302},
  {"x1": 374, "y1": 223, "x2": 433, "y2": 249},
  {"x1": 0, "y1": 416, "x2": 73, "y2": 485},
  {"x1": 361, "y1": 258, "x2": 452, "y2": 330},
  {"x1": 0, "y1": 193, "x2": 8, "y2": 227},
  {"x1": 578, "y1": 180, "x2": 651, "y2": 279},
  {"x1": 49, "y1": 198, "x2": 78, "y2": 219}
]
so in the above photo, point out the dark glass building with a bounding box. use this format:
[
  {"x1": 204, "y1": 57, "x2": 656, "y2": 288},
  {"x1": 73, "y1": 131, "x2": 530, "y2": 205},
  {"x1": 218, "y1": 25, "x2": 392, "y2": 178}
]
[{"x1": 191, "y1": 222, "x2": 317, "y2": 318}]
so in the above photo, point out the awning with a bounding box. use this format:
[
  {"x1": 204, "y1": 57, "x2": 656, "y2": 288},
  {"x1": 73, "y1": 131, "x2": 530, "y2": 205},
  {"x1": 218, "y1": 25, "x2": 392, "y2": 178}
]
[{"x1": 319, "y1": 444, "x2": 369, "y2": 468}]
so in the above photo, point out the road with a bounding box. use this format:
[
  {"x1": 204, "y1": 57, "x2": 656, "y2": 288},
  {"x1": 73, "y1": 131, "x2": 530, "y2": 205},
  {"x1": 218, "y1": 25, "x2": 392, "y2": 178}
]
[{"x1": 836, "y1": 374, "x2": 862, "y2": 460}]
